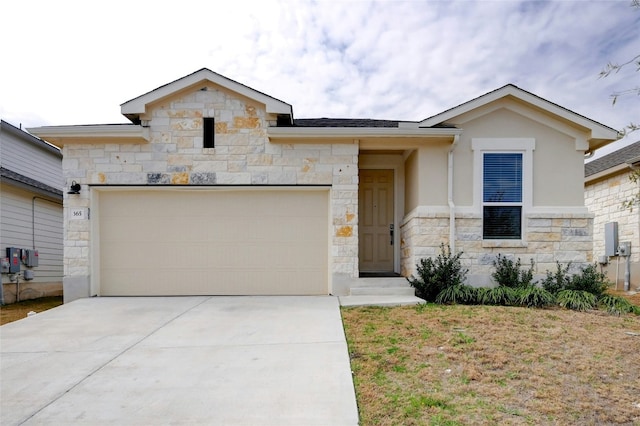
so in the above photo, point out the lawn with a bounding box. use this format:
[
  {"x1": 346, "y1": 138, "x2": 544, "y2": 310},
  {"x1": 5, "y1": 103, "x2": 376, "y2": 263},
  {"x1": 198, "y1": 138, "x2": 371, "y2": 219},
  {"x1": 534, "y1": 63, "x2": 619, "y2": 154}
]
[
  {"x1": 0, "y1": 296, "x2": 63, "y2": 325},
  {"x1": 341, "y1": 302, "x2": 640, "y2": 425}
]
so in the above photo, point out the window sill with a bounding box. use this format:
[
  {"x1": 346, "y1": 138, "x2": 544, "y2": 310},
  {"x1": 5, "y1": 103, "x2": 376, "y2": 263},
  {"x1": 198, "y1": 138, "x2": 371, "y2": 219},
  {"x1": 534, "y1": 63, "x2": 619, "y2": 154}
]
[{"x1": 482, "y1": 240, "x2": 528, "y2": 248}]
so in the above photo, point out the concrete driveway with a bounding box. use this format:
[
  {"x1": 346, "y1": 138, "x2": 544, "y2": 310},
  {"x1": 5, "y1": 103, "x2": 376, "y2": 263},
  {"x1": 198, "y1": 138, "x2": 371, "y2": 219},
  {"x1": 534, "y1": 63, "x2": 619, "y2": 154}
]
[{"x1": 0, "y1": 296, "x2": 359, "y2": 425}]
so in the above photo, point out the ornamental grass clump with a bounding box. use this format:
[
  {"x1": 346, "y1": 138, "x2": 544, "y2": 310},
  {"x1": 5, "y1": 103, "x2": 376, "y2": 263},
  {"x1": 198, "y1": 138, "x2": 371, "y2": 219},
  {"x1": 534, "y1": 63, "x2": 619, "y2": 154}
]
[
  {"x1": 435, "y1": 284, "x2": 477, "y2": 305},
  {"x1": 598, "y1": 294, "x2": 640, "y2": 316},
  {"x1": 556, "y1": 289, "x2": 597, "y2": 311},
  {"x1": 515, "y1": 285, "x2": 555, "y2": 308},
  {"x1": 479, "y1": 286, "x2": 517, "y2": 306}
]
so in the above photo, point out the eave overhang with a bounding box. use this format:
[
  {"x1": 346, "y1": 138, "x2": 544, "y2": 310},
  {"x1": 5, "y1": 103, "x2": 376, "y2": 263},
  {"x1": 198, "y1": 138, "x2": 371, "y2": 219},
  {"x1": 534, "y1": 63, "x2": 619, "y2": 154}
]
[
  {"x1": 26, "y1": 124, "x2": 150, "y2": 148},
  {"x1": 0, "y1": 167, "x2": 63, "y2": 200},
  {"x1": 268, "y1": 126, "x2": 462, "y2": 149}
]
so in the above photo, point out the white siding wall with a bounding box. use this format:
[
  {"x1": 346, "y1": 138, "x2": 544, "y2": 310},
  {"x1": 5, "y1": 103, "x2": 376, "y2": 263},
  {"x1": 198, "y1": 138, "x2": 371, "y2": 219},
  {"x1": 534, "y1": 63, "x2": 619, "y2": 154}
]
[
  {"x1": 0, "y1": 123, "x2": 63, "y2": 190},
  {"x1": 1, "y1": 121, "x2": 63, "y2": 301},
  {"x1": 1, "y1": 185, "x2": 63, "y2": 283}
]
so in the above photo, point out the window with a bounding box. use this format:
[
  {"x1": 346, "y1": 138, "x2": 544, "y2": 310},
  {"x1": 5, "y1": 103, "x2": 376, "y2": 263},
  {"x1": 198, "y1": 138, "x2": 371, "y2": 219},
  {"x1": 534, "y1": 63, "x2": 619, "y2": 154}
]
[
  {"x1": 203, "y1": 117, "x2": 215, "y2": 148},
  {"x1": 472, "y1": 138, "x2": 534, "y2": 242},
  {"x1": 483, "y1": 153, "x2": 522, "y2": 239}
]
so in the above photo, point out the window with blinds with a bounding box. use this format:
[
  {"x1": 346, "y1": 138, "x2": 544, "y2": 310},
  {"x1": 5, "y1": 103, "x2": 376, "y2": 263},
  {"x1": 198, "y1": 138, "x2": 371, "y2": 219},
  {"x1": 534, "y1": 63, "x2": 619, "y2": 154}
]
[{"x1": 483, "y1": 153, "x2": 523, "y2": 239}]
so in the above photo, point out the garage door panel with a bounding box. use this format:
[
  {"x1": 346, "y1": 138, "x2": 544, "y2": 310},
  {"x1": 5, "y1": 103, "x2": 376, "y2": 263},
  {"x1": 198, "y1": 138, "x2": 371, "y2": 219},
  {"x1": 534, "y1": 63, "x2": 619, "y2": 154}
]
[{"x1": 98, "y1": 189, "x2": 329, "y2": 296}]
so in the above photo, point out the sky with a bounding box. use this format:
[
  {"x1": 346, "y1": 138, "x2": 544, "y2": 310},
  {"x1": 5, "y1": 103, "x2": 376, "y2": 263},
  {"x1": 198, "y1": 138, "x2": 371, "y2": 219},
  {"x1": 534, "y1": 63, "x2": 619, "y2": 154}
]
[{"x1": 1, "y1": 0, "x2": 638, "y2": 159}]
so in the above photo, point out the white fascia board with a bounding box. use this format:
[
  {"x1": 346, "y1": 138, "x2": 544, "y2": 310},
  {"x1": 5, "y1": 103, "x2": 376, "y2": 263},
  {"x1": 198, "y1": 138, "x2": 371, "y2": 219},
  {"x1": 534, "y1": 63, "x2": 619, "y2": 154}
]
[
  {"x1": 27, "y1": 124, "x2": 150, "y2": 146},
  {"x1": 121, "y1": 69, "x2": 292, "y2": 116},
  {"x1": 267, "y1": 126, "x2": 463, "y2": 139},
  {"x1": 420, "y1": 85, "x2": 619, "y2": 142},
  {"x1": 419, "y1": 86, "x2": 515, "y2": 127}
]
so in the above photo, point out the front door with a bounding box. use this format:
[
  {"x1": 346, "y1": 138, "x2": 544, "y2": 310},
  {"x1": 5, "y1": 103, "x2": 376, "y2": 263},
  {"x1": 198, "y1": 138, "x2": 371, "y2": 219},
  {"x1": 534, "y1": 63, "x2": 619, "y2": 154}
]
[{"x1": 359, "y1": 169, "x2": 394, "y2": 273}]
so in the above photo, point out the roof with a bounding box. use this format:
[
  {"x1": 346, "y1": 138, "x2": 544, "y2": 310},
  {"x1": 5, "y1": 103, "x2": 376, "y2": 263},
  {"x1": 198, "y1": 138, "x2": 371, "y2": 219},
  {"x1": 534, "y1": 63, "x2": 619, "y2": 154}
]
[
  {"x1": 0, "y1": 167, "x2": 63, "y2": 199},
  {"x1": 1, "y1": 120, "x2": 62, "y2": 157},
  {"x1": 585, "y1": 141, "x2": 640, "y2": 177},
  {"x1": 419, "y1": 84, "x2": 620, "y2": 150},
  {"x1": 292, "y1": 118, "x2": 400, "y2": 128},
  {"x1": 26, "y1": 124, "x2": 149, "y2": 148},
  {"x1": 120, "y1": 68, "x2": 293, "y2": 124}
]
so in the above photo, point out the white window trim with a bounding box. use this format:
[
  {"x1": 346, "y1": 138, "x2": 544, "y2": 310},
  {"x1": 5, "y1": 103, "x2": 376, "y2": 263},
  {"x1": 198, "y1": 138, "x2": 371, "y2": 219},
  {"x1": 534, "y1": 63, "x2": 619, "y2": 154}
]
[{"x1": 472, "y1": 138, "x2": 535, "y2": 245}]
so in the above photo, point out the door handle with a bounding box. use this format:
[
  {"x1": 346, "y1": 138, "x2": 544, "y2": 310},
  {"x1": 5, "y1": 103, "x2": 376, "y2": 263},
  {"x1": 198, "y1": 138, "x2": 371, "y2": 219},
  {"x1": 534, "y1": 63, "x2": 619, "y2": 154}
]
[{"x1": 390, "y1": 224, "x2": 394, "y2": 245}]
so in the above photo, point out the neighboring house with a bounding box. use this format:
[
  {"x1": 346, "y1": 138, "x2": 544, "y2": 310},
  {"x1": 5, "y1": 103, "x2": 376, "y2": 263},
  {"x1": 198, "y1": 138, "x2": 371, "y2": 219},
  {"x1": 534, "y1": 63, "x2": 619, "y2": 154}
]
[
  {"x1": 0, "y1": 120, "x2": 63, "y2": 303},
  {"x1": 585, "y1": 141, "x2": 640, "y2": 290},
  {"x1": 28, "y1": 69, "x2": 619, "y2": 302}
]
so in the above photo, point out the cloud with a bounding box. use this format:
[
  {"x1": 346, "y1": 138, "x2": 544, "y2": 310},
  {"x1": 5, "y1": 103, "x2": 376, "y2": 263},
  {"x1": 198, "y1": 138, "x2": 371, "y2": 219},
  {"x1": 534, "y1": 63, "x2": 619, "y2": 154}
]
[{"x1": 1, "y1": 0, "x2": 637, "y2": 149}]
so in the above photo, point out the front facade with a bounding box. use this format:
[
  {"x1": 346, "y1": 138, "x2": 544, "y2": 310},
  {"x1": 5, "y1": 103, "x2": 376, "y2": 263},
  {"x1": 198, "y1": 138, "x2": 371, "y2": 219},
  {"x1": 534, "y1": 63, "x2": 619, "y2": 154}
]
[
  {"x1": 585, "y1": 141, "x2": 640, "y2": 289},
  {"x1": 29, "y1": 69, "x2": 618, "y2": 301},
  {"x1": 1, "y1": 120, "x2": 64, "y2": 303}
]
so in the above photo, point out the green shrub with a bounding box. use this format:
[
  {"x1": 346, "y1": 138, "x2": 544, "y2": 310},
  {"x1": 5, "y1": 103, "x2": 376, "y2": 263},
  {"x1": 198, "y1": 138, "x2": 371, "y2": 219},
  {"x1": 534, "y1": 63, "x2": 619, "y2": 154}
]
[
  {"x1": 435, "y1": 285, "x2": 477, "y2": 305},
  {"x1": 514, "y1": 286, "x2": 555, "y2": 308},
  {"x1": 566, "y1": 264, "x2": 609, "y2": 297},
  {"x1": 541, "y1": 262, "x2": 610, "y2": 298},
  {"x1": 478, "y1": 286, "x2": 517, "y2": 306},
  {"x1": 556, "y1": 290, "x2": 597, "y2": 311},
  {"x1": 407, "y1": 244, "x2": 468, "y2": 302},
  {"x1": 491, "y1": 254, "x2": 535, "y2": 288},
  {"x1": 597, "y1": 294, "x2": 637, "y2": 316},
  {"x1": 540, "y1": 262, "x2": 572, "y2": 295}
]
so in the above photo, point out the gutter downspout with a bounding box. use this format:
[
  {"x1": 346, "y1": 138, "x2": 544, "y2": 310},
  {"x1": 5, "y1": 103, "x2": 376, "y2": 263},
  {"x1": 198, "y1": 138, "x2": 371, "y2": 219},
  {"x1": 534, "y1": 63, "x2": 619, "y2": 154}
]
[{"x1": 448, "y1": 135, "x2": 460, "y2": 253}]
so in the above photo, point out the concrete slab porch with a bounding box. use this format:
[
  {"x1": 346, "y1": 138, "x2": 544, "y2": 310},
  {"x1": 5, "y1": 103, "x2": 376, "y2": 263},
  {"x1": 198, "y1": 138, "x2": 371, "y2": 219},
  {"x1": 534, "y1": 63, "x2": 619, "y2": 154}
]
[{"x1": 0, "y1": 296, "x2": 359, "y2": 426}]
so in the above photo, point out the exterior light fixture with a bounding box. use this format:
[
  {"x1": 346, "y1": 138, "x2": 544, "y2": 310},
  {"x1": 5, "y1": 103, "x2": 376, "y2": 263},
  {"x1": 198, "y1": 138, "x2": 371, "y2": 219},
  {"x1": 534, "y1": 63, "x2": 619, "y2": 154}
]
[{"x1": 68, "y1": 181, "x2": 81, "y2": 194}]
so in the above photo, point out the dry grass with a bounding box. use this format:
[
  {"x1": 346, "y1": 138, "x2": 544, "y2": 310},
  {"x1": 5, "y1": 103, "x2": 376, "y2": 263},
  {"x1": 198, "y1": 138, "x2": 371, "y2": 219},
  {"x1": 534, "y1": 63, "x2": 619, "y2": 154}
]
[
  {"x1": 342, "y1": 303, "x2": 640, "y2": 425},
  {"x1": 0, "y1": 296, "x2": 63, "y2": 325}
]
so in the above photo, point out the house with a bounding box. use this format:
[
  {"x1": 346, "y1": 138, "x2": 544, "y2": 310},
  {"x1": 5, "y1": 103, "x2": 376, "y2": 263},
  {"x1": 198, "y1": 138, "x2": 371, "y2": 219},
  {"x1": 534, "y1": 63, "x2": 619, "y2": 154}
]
[
  {"x1": 585, "y1": 141, "x2": 640, "y2": 290},
  {"x1": 1, "y1": 120, "x2": 63, "y2": 303},
  {"x1": 28, "y1": 69, "x2": 619, "y2": 302}
]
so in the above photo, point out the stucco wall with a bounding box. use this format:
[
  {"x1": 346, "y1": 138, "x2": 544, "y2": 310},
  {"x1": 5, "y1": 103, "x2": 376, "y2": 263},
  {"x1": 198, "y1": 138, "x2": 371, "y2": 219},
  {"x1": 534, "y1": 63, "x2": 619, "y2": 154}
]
[
  {"x1": 401, "y1": 104, "x2": 594, "y2": 286},
  {"x1": 60, "y1": 83, "x2": 359, "y2": 300},
  {"x1": 404, "y1": 150, "x2": 419, "y2": 213},
  {"x1": 452, "y1": 106, "x2": 585, "y2": 207}
]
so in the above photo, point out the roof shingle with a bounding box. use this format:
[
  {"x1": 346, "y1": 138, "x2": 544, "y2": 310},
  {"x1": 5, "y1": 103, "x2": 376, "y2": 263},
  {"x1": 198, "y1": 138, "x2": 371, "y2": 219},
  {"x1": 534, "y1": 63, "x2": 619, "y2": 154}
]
[
  {"x1": 292, "y1": 118, "x2": 400, "y2": 128},
  {"x1": 585, "y1": 141, "x2": 640, "y2": 177}
]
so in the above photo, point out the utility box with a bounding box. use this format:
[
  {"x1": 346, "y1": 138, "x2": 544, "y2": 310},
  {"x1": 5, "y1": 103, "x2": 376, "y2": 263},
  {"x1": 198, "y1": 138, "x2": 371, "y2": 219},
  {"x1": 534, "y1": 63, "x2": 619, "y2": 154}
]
[
  {"x1": 25, "y1": 249, "x2": 39, "y2": 267},
  {"x1": 605, "y1": 222, "x2": 619, "y2": 257},
  {"x1": 24, "y1": 269, "x2": 34, "y2": 280},
  {"x1": 6, "y1": 247, "x2": 21, "y2": 273},
  {"x1": 619, "y1": 241, "x2": 631, "y2": 257}
]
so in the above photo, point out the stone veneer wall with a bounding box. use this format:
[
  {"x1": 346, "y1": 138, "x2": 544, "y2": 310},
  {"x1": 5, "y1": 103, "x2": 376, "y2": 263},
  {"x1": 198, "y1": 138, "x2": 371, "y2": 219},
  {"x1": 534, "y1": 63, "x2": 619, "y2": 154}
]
[
  {"x1": 585, "y1": 173, "x2": 640, "y2": 263},
  {"x1": 61, "y1": 86, "x2": 359, "y2": 298},
  {"x1": 401, "y1": 212, "x2": 593, "y2": 286}
]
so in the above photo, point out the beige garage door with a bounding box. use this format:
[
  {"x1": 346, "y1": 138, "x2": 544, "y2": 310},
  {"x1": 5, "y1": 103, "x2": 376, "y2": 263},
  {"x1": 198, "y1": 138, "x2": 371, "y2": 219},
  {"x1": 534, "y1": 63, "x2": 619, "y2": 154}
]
[{"x1": 97, "y1": 188, "x2": 329, "y2": 296}]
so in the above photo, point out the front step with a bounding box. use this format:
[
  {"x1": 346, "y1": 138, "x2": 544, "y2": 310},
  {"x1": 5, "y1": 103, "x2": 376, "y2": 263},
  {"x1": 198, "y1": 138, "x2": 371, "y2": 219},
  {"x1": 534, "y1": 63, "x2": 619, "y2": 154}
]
[{"x1": 348, "y1": 277, "x2": 415, "y2": 296}]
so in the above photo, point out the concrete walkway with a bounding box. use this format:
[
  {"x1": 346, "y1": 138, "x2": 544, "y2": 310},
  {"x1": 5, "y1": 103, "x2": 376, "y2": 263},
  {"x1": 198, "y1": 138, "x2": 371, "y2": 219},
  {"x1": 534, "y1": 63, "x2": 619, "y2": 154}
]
[
  {"x1": 0, "y1": 296, "x2": 359, "y2": 425},
  {"x1": 339, "y1": 294, "x2": 424, "y2": 307}
]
